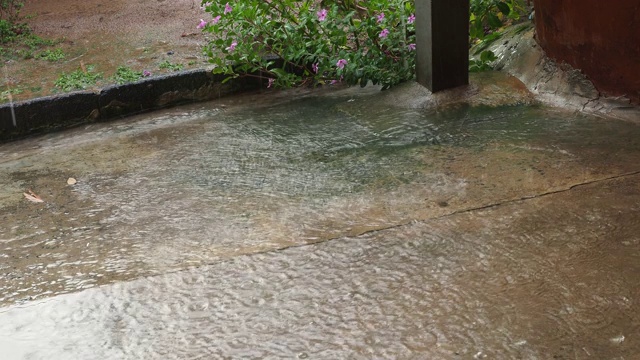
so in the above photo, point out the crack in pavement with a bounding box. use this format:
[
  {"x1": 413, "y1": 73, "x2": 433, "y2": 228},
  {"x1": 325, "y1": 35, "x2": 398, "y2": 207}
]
[
  {"x1": 269, "y1": 169, "x2": 640, "y2": 254},
  {"x1": 442, "y1": 169, "x2": 640, "y2": 216},
  {"x1": 30, "y1": 168, "x2": 638, "y2": 301}
]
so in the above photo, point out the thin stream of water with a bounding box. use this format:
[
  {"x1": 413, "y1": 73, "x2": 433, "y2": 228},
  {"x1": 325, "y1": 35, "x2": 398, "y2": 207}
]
[{"x1": 2, "y1": 66, "x2": 17, "y2": 127}]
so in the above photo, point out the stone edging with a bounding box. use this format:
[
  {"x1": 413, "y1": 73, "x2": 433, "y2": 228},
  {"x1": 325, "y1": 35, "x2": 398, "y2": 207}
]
[{"x1": 0, "y1": 68, "x2": 265, "y2": 141}]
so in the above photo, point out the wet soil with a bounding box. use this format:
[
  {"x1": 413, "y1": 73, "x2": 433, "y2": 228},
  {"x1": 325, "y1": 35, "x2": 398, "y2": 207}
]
[{"x1": 2, "y1": 0, "x2": 208, "y2": 102}]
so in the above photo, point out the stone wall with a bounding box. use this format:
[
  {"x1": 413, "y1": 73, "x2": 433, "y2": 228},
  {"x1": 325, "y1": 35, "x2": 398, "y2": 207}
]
[{"x1": 534, "y1": 0, "x2": 640, "y2": 104}]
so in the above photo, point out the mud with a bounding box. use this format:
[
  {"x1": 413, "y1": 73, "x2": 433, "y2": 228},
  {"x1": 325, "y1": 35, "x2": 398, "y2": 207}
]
[{"x1": 2, "y1": 0, "x2": 208, "y2": 102}]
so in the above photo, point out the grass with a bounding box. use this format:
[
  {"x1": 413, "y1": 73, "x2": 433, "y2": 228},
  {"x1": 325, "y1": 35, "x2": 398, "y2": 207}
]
[
  {"x1": 111, "y1": 66, "x2": 142, "y2": 85},
  {"x1": 1, "y1": 16, "x2": 198, "y2": 101},
  {"x1": 20, "y1": 33, "x2": 58, "y2": 48},
  {"x1": 158, "y1": 60, "x2": 184, "y2": 72},
  {"x1": 0, "y1": 87, "x2": 23, "y2": 101},
  {"x1": 54, "y1": 64, "x2": 102, "y2": 92},
  {"x1": 37, "y1": 48, "x2": 65, "y2": 62},
  {"x1": 0, "y1": 31, "x2": 62, "y2": 61}
]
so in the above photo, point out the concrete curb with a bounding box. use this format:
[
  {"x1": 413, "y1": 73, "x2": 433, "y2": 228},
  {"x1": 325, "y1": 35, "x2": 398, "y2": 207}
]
[{"x1": 0, "y1": 68, "x2": 263, "y2": 141}]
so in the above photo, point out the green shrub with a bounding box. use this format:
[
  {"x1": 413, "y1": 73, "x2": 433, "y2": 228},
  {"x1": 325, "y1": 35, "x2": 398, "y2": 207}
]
[
  {"x1": 0, "y1": 19, "x2": 13, "y2": 42},
  {"x1": 469, "y1": 0, "x2": 528, "y2": 71},
  {"x1": 200, "y1": 0, "x2": 416, "y2": 89},
  {"x1": 0, "y1": 0, "x2": 25, "y2": 43},
  {"x1": 0, "y1": 0, "x2": 24, "y2": 23}
]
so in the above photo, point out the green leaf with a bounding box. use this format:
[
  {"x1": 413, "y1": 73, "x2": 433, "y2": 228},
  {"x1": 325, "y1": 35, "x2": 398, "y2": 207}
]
[
  {"x1": 480, "y1": 50, "x2": 497, "y2": 63},
  {"x1": 270, "y1": 68, "x2": 288, "y2": 78},
  {"x1": 212, "y1": 66, "x2": 229, "y2": 75},
  {"x1": 496, "y1": 2, "x2": 511, "y2": 16},
  {"x1": 487, "y1": 13, "x2": 502, "y2": 29},
  {"x1": 470, "y1": 20, "x2": 485, "y2": 40},
  {"x1": 469, "y1": 64, "x2": 481, "y2": 73}
]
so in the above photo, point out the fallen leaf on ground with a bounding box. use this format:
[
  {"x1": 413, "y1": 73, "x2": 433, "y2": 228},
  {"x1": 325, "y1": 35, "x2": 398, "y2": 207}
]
[
  {"x1": 23, "y1": 189, "x2": 44, "y2": 203},
  {"x1": 67, "y1": 177, "x2": 77, "y2": 185}
]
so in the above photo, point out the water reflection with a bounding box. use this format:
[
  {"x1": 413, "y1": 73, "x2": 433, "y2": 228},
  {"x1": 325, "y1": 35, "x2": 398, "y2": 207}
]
[
  {"x1": 0, "y1": 85, "x2": 639, "y2": 358},
  {"x1": 1, "y1": 177, "x2": 639, "y2": 358}
]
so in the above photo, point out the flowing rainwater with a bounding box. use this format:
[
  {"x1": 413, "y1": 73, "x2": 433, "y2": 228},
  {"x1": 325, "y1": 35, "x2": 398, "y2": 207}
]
[{"x1": 0, "y1": 84, "x2": 639, "y2": 359}]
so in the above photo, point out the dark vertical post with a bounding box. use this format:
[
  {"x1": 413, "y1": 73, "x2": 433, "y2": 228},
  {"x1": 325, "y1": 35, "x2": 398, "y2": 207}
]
[{"x1": 415, "y1": 0, "x2": 470, "y2": 92}]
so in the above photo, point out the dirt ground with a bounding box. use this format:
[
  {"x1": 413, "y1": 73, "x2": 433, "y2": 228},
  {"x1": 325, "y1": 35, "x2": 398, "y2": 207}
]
[{"x1": 2, "y1": 0, "x2": 210, "y2": 102}]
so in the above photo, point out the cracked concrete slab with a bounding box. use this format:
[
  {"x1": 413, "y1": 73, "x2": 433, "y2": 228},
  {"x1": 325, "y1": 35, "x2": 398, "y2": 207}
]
[
  {"x1": 1, "y1": 82, "x2": 639, "y2": 358},
  {"x1": 2, "y1": 83, "x2": 640, "y2": 306},
  {"x1": 1, "y1": 142, "x2": 640, "y2": 359}
]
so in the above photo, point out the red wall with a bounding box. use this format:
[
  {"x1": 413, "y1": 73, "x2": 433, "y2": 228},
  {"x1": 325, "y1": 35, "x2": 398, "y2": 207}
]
[{"x1": 534, "y1": 0, "x2": 640, "y2": 104}]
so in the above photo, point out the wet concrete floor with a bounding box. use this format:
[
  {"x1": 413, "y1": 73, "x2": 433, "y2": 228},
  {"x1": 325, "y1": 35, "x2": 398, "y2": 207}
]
[{"x1": 1, "y1": 80, "x2": 640, "y2": 358}]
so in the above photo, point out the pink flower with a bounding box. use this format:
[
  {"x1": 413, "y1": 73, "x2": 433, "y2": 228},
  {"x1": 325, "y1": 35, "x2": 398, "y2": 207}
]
[
  {"x1": 336, "y1": 59, "x2": 347, "y2": 69},
  {"x1": 408, "y1": 43, "x2": 416, "y2": 51},
  {"x1": 407, "y1": 14, "x2": 415, "y2": 24},
  {"x1": 267, "y1": 78, "x2": 275, "y2": 88},
  {"x1": 376, "y1": 13, "x2": 385, "y2": 23},
  {"x1": 142, "y1": 70, "x2": 152, "y2": 77},
  {"x1": 317, "y1": 9, "x2": 328, "y2": 21},
  {"x1": 224, "y1": 3, "x2": 232, "y2": 14},
  {"x1": 312, "y1": 63, "x2": 319, "y2": 73},
  {"x1": 379, "y1": 29, "x2": 389, "y2": 38},
  {"x1": 212, "y1": 15, "x2": 221, "y2": 24},
  {"x1": 197, "y1": 19, "x2": 207, "y2": 29},
  {"x1": 226, "y1": 41, "x2": 237, "y2": 52}
]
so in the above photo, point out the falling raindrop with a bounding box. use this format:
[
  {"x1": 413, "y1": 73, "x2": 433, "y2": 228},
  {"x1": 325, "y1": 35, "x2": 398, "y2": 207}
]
[{"x1": 2, "y1": 65, "x2": 17, "y2": 127}]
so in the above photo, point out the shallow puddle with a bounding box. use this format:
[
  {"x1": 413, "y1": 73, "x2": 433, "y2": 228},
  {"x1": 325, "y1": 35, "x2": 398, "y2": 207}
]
[
  {"x1": 1, "y1": 85, "x2": 640, "y2": 358},
  {"x1": 1, "y1": 176, "x2": 639, "y2": 359}
]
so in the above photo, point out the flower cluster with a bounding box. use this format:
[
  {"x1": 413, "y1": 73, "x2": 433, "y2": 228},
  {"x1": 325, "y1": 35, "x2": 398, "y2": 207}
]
[
  {"x1": 200, "y1": 0, "x2": 416, "y2": 90},
  {"x1": 197, "y1": 3, "x2": 228, "y2": 29}
]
